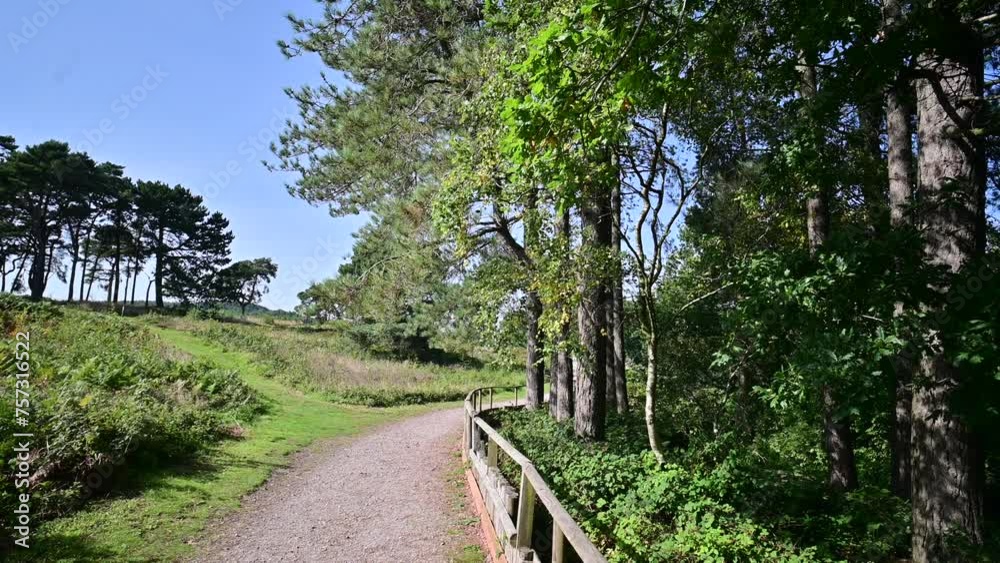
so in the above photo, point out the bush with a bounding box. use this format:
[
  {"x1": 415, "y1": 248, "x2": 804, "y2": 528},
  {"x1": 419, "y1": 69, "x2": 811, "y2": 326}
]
[
  {"x1": 489, "y1": 409, "x2": 914, "y2": 562},
  {"x1": 0, "y1": 297, "x2": 265, "y2": 532},
  {"x1": 186, "y1": 305, "x2": 226, "y2": 321}
]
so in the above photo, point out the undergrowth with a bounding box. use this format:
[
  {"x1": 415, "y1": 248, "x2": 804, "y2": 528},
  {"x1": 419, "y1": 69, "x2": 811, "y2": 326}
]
[
  {"x1": 489, "y1": 408, "x2": 913, "y2": 563},
  {"x1": 0, "y1": 295, "x2": 264, "y2": 543}
]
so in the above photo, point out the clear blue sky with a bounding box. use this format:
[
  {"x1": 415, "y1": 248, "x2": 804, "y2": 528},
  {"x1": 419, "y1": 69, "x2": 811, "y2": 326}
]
[{"x1": 0, "y1": 0, "x2": 365, "y2": 310}]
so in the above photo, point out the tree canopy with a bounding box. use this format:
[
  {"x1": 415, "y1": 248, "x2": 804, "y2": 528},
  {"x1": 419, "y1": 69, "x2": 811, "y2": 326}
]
[
  {"x1": 278, "y1": 0, "x2": 999, "y2": 559},
  {"x1": 0, "y1": 135, "x2": 254, "y2": 309},
  {"x1": 214, "y1": 257, "x2": 279, "y2": 316}
]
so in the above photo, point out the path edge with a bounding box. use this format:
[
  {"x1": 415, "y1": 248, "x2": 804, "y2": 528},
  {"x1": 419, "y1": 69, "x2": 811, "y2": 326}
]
[{"x1": 463, "y1": 457, "x2": 509, "y2": 563}]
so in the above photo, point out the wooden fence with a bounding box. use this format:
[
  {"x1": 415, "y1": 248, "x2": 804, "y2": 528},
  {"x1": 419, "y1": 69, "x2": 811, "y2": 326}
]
[{"x1": 463, "y1": 387, "x2": 608, "y2": 563}]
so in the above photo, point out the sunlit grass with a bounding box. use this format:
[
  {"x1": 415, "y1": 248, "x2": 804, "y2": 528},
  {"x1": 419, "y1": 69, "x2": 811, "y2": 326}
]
[
  {"x1": 150, "y1": 316, "x2": 521, "y2": 406},
  {"x1": 13, "y1": 328, "x2": 442, "y2": 562}
]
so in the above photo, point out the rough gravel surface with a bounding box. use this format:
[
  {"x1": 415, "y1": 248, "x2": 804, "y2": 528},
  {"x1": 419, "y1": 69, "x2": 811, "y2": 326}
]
[{"x1": 192, "y1": 407, "x2": 469, "y2": 563}]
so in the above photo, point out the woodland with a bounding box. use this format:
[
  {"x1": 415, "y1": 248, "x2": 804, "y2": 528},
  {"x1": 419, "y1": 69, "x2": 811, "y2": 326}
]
[{"x1": 275, "y1": 0, "x2": 1000, "y2": 561}]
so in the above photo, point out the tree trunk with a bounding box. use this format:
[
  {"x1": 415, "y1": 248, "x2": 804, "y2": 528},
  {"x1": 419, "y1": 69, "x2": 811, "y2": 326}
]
[
  {"x1": 883, "y1": 0, "x2": 915, "y2": 501},
  {"x1": 556, "y1": 349, "x2": 574, "y2": 422},
  {"x1": 814, "y1": 199, "x2": 857, "y2": 491},
  {"x1": 605, "y1": 299, "x2": 618, "y2": 412},
  {"x1": 130, "y1": 263, "x2": 139, "y2": 305},
  {"x1": 521, "y1": 185, "x2": 545, "y2": 410},
  {"x1": 67, "y1": 230, "x2": 80, "y2": 302},
  {"x1": 154, "y1": 230, "x2": 165, "y2": 308},
  {"x1": 66, "y1": 257, "x2": 77, "y2": 301},
  {"x1": 130, "y1": 261, "x2": 138, "y2": 305},
  {"x1": 111, "y1": 234, "x2": 122, "y2": 305},
  {"x1": 27, "y1": 241, "x2": 46, "y2": 301},
  {"x1": 106, "y1": 262, "x2": 114, "y2": 304},
  {"x1": 611, "y1": 180, "x2": 628, "y2": 413},
  {"x1": 823, "y1": 384, "x2": 859, "y2": 489},
  {"x1": 858, "y1": 98, "x2": 887, "y2": 223},
  {"x1": 79, "y1": 232, "x2": 94, "y2": 302},
  {"x1": 12, "y1": 255, "x2": 27, "y2": 293},
  {"x1": 122, "y1": 270, "x2": 129, "y2": 307},
  {"x1": 525, "y1": 291, "x2": 545, "y2": 409},
  {"x1": 604, "y1": 158, "x2": 622, "y2": 413},
  {"x1": 113, "y1": 258, "x2": 121, "y2": 304},
  {"x1": 1, "y1": 254, "x2": 14, "y2": 293},
  {"x1": 27, "y1": 217, "x2": 49, "y2": 302},
  {"x1": 890, "y1": 350, "x2": 914, "y2": 499},
  {"x1": 644, "y1": 325, "x2": 664, "y2": 464},
  {"x1": 911, "y1": 34, "x2": 985, "y2": 562},
  {"x1": 131, "y1": 261, "x2": 140, "y2": 305},
  {"x1": 79, "y1": 255, "x2": 88, "y2": 302},
  {"x1": 548, "y1": 350, "x2": 560, "y2": 418},
  {"x1": 85, "y1": 255, "x2": 99, "y2": 302},
  {"x1": 43, "y1": 240, "x2": 57, "y2": 286},
  {"x1": 887, "y1": 85, "x2": 914, "y2": 229},
  {"x1": 1, "y1": 252, "x2": 8, "y2": 293},
  {"x1": 571, "y1": 352, "x2": 584, "y2": 423},
  {"x1": 550, "y1": 206, "x2": 574, "y2": 421},
  {"x1": 799, "y1": 55, "x2": 858, "y2": 491},
  {"x1": 574, "y1": 184, "x2": 609, "y2": 440},
  {"x1": 122, "y1": 256, "x2": 134, "y2": 308}
]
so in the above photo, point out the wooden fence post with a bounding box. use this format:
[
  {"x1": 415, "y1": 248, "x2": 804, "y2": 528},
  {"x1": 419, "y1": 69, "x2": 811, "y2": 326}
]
[
  {"x1": 516, "y1": 470, "x2": 536, "y2": 551},
  {"x1": 552, "y1": 524, "x2": 565, "y2": 563},
  {"x1": 472, "y1": 419, "x2": 480, "y2": 455},
  {"x1": 465, "y1": 388, "x2": 608, "y2": 563},
  {"x1": 487, "y1": 436, "x2": 498, "y2": 468},
  {"x1": 463, "y1": 411, "x2": 469, "y2": 458}
]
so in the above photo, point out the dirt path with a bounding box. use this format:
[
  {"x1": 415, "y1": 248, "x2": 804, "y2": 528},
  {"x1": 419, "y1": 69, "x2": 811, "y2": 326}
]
[{"x1": 192, "y1": 407, "x2": 471, "y2": 563}]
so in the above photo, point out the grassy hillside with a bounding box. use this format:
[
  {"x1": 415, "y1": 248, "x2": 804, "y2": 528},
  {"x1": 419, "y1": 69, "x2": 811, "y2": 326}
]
[
  {"x1": 0, "y1": 296, "x2": 265, "y2": 544},
  {"x1": 152, "y1": 316, "x2": 521, "y2": 406}
]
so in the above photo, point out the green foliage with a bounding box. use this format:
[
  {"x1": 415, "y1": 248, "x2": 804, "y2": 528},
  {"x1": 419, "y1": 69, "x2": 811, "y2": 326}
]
[
  {"x1": 296, "y1": 197, "x2": 465, "y2": 360},
  {"x1": 493, "y1": 407, "x2": 918, "y2": 561},
  {"x1": 0, "y1": 298, "x2": 264, "y2": 531},
  {"x1": 715, "y1": 232, "x2": 913, "y2": 421},
  {"x1": 274, "y1": 0, "x2": 1000, "y2": 560},
  {"x1": 212, "y1": 257, "x2": 278, "y2": 315},
  {"x1": 136, "y1": 180, "x2": 234, "y2": 305},
  {"x1": 490, "y1": 409, "x2": 840, "y2": 562},
  {"x1": 274, "y1": 1, "x2": 479, "y2": 215},
  {"x1": 0, "y1": 136, "x2": 235, "y2": 305}
]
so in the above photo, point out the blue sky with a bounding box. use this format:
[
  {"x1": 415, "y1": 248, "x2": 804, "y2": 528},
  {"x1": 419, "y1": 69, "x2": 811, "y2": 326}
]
[{"x1": 0, "y1": 0, "x2": 365, "y2": 310}]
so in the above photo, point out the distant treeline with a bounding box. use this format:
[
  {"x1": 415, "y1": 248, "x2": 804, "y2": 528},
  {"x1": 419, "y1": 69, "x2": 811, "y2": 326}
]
[{"x1": 0, "y1": 136, "x2": 276, "y2": 311}]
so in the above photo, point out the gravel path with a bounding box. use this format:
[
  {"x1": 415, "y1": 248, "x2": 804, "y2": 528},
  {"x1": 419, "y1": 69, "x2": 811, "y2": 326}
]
[{"x1": 193, "y1": 407, "x2": 470, "y2": 563}]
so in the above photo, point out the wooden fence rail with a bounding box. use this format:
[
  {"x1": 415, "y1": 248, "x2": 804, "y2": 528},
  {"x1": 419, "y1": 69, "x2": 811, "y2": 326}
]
[{"x1": 463, "y1": 387, "x2": 608, "y2": 563}]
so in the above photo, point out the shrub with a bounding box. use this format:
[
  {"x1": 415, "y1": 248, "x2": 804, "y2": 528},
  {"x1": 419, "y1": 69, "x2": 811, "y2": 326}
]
[
  {"x1": 489, "y1": 409, "x2": 913, "y2": 562},
  {"x1": 0, "y1": 297, "x2": 265, "y2": 532}
]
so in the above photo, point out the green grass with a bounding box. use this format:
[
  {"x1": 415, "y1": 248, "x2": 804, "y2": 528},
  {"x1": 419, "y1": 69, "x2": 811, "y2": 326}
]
[
  {"x1": 151, "y1": 316, "x2": 521, "y2": 407},
  {"x1": 13, "y1": 327, "x2": 441, "y2": 562},
  {"x1": 444, "y1": 450, "x2": 487, "y2": 563}
]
